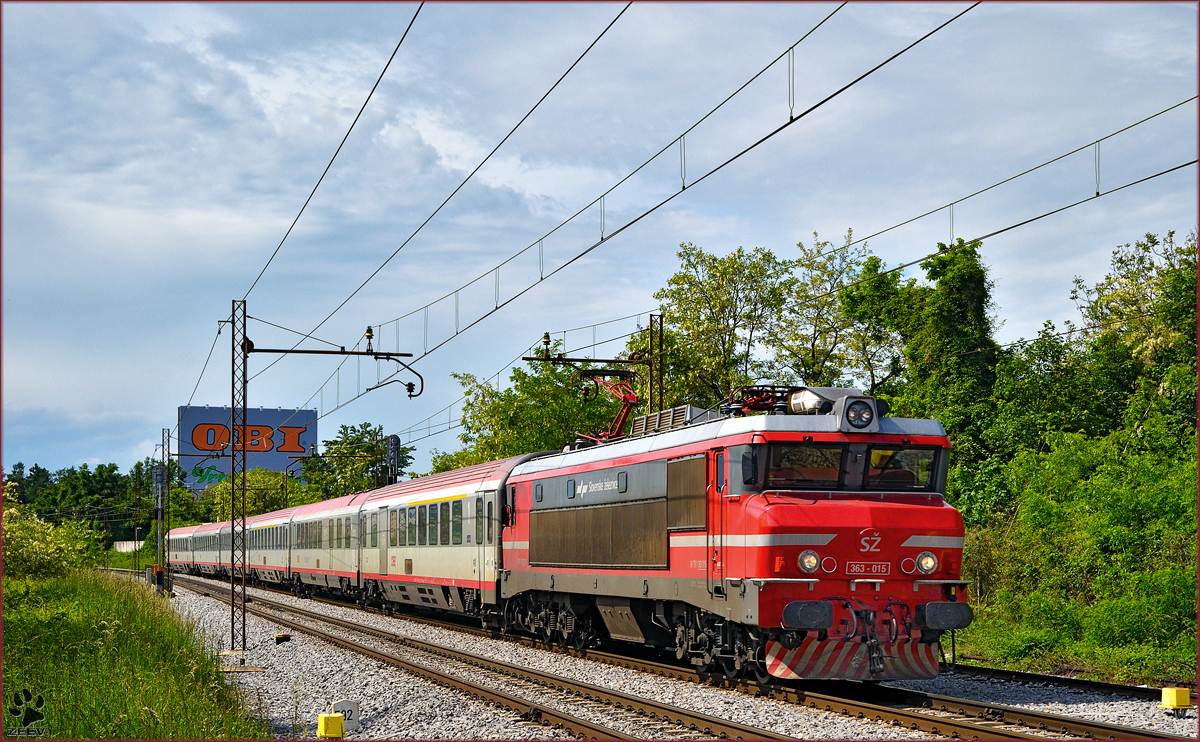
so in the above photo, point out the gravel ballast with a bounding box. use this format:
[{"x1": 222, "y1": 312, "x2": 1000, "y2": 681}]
[{"x1": 173, "y1": 579, "x2": 1194, "y2": 739}]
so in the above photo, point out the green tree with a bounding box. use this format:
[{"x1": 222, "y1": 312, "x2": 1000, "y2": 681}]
[
  {"x1": 300, "y1": 422, "x2": 412, "y2": 499},
  {"x1": 654, "y1": 242, "x2": 788, "y2": 407},
  {"x1": 430, "y1": 349, "x2": 624, "y2": 473},
  {"x1": 766, "y1": 232, "x2": 867, "y2": 387},
  {"x1": 204, "y1": 468, "x2": 322, "y2": 521}
]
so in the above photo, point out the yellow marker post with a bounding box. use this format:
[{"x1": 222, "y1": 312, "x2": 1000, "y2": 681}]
[
  {"x1": 317, "y1": 713, "x2": 344, "y2": 738},
  {"x1": 1159, "y1": 688, "x2": 1194, "y2": 719}
]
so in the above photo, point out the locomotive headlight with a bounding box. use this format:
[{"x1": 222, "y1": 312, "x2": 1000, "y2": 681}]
[
  {"x1": 798, "y1": 550, "x2": 820, "y2": 573},
  {"x1": 846, "y1": 400, "x2": 874, "y2": 428},
  {"x1": 916, "y1": 551, "x2": 938, "y2": 574}
]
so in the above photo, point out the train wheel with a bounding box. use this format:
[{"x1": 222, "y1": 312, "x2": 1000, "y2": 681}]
[
  {"x1": 720, "y1": 655, "x2": 744, "y2": 680},
  {"x1": 752, "y1": 659, "x2": 773, "y2": 685}
]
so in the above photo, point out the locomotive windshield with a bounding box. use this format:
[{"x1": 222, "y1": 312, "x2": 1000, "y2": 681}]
[
  {"x1": 864, "y1": 447, "x2": 938, "y2": 490},
  {"x1": 766, "y1": 444, "x2": 842, "y2": 489},
  {"x1": 763, "y1": 443, "x2": 941, "y2": 492}
]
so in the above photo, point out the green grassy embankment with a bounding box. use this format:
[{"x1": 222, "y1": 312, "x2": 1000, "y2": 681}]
[{"x1": 2, "y1": 569, "x2": 271, "y2": 739}]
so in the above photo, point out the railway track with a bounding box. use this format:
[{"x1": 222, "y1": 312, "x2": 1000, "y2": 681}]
[
  {"x1": 938, "y1": 662, "x2": 1189, "y2": 701},
  {"x1": 173, "y1": 575, "x2": 790, "y2": 740},
  {"x1": 155, "y1": 571, "x2": 1191, "y2": 741}
]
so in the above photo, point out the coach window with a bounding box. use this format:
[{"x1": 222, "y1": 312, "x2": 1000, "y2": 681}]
[
  {"x1": 567, "y1": 479, "x2": 576, "y2": 499},
  {"x1": 439, "y1": 502, "x2": 451, "y2": 545},
  {"x1": 390, "y1": 511, "x2": 398, "y2": 547},
  {"x1": 428, "y1": 505, "x2": 439, "y2": 546},
  {"x1": 535, "y1": 483, "x2": 543, "y2": 503},
  {"x1": 398, "y1": 509, "x2": 407, "y2": 546},
  {"x1": 410, "y1": 507, "x2": 420, "y2": 545},
  {"x1": 475, "y1": 499, "x2": 484, "y2": 544},
  {"x1": 487, "y1": 501, "x2": 494, "y2": 544},
  {"x1": 370, "y1": 513, "x2": 377, "y2": 548},
  {"x1": 452, "y1": 500, "x2": 463, "y2": 545},
  {"x1": 417, "y1": 506, "x2": 427, "y2": 545}
]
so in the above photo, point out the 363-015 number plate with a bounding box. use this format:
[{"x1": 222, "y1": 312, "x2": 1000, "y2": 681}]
[{"x1": 846, "y1": 562, "x2": 890, "y2": 576}]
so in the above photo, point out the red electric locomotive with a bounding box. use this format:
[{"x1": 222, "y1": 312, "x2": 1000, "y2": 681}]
[
  {"x1": 169, "y1": 385, "x2": 972, "y2": 682},
  {"x1": 498, "y1": 385, "x2": 971, "y2": 681}
]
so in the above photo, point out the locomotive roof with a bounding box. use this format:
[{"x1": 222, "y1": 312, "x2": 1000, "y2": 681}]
[{"x1": 513, "y1": 413, "x2": 947, "y2": 476}]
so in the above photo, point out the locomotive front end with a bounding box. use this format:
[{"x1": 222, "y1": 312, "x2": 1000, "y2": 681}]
[{"x1": 732, "y1": 387, "x2": 972, "y2": 680}]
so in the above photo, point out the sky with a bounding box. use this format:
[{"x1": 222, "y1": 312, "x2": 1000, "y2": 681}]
[{"x1": 3, "y1": 2, "x2": 1197, "y2": 477}]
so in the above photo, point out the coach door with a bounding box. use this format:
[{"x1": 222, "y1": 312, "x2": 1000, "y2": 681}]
[
  {"x1": 377, "y1": 506, "x2": 389, "y2": 577},
  {"x1": 707, "y1": 448, "x2": 728, "y2": 598}
]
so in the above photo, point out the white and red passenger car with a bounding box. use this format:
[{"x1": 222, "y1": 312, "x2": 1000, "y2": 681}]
[{"x1": 169, "y1": 386, "x2": 973, "y2": 681}]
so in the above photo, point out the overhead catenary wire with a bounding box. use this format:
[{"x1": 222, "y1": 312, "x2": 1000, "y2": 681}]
[
  {"x1": 372, "y1": 3, "x2": 848, "y2": 332},
  {"x1": 248, "y1": 3, "x2": 633, "y2": 385},
  {"x1": 803, "y1": 158, "x2": 1199, "y2": 313},
  {"x1": 363, "y1": 6, "x2": 979, "y2": 378},
  {"x1": 394, "y1": 319, "x2": 656, "y2": 438},
  {"x1": 293, "y1": 3, "x2": 977, "y2": 422},
  {"x1": 248, "y1": 316, "x2": 342, "y2": 349},
  {"x1": 798, "y1": 95, "x2": 1198, "y2": 266},
  {"x1": 242, "y1": 2, "x2": 425, "y2": 300},
  {"x1": 395, "y1": 327, "x2": 655, "y2": 446}
]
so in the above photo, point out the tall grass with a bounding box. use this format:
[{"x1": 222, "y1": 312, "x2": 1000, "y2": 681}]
[{"x1": 2, "y1": 570, "x2": 270, "y2": 739}]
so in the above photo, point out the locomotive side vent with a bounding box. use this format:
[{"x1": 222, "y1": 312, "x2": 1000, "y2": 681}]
[{"x1": 629, "y1": 404, "x2": 719, "y2": 437}]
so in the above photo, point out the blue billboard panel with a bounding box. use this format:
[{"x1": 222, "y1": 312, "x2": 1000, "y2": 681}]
[{"x1": 178, "y1": 406, "x2": 317, "y2": 491}]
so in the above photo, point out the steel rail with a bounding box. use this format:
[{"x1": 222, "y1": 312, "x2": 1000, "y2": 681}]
[
  {"x1": 158, "y1": 572, "x2": 1190, "y2": 741},
  {"x1": 940, "y1": 663, "x2": 1182, "y2": 700},
  {"x1": 175, "y1": 576, "x2": 789, "y2": 740},
  {"x1": 173, "y1": 576, "x2": 632, "y2": 740}
]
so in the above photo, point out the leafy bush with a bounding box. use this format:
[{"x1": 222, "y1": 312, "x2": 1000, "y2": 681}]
[{"x1": 2, "y1": 485, "x2": 101, "y2": 578}]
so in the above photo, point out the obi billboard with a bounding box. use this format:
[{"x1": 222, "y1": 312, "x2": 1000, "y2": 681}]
[{"x1": 178, "y1": 406, "x2": 317, "y2": 491}]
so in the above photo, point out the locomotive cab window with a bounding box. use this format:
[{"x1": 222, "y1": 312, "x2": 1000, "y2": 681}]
[
  {"x1": 864, "y1": 447, "x2": 938, "y2": 490},
  {"x1": 534, "y1": 483, "x2": 543, "y2": 503},
  {"x1": 767, "y1": 444, "x2": 843, "y2": 489}
]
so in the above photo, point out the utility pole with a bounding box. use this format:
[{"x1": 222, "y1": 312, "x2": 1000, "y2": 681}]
[
  {"x1": 152, "y1": 459, "x2": 167, "y2": 593},
  {"x1": 648, "y1": 313, "x2": 664, "y2": 414},
  {"x1": 228, "y1": 304, "x2": 422, "y2": 663},
  {"x1": 230, "y1": 300, "x2": 249, "y2": 664},
  {"x1": 162, "y1": 427, "x2": 173, "y2": 595}
]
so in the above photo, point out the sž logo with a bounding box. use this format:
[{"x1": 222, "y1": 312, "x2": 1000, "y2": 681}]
[{"x1": 858, "y1": 529, "x2": 882, "y2": 553}]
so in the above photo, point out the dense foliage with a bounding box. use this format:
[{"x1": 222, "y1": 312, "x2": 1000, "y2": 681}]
[
  {"x1": 435, "y1": 229, "x2": 1196, "y2": 682},
  {"x1": 2, "y1": 482, "x2": 102, "y2": 578},
  {"x1": 430, "y1": 347, "x2": 624, "y2": 472}
]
